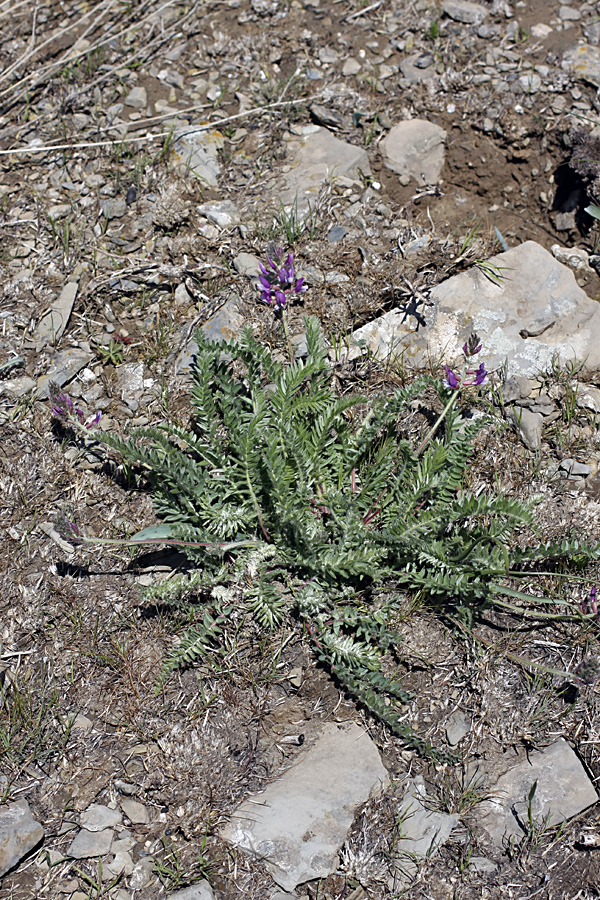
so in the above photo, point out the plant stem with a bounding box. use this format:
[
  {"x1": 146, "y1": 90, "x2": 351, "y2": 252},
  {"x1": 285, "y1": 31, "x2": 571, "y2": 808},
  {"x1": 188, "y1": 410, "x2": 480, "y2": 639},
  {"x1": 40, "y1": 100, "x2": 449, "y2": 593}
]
[
  {"x1": 415, "y1": 391, "x2": 459, "y2": 457},
  {"x1": 281, "y1": 309, "x2": 294, "y2": 364}
]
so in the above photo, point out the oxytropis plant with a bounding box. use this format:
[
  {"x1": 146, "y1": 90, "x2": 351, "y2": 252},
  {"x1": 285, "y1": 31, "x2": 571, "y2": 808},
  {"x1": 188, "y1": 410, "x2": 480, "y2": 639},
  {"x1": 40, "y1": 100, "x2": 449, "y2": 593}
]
[{"x1": 51, "y1": 250, "x2": 600, "y2": 760}]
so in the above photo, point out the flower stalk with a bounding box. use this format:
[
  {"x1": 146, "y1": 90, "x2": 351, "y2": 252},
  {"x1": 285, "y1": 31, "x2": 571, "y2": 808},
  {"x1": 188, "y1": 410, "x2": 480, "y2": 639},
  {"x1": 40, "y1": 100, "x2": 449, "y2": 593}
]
[
  {"x1": 416, "y1": 332, "x2": 488, "y2": 457},
  {"x1": 258, "y1": 247, "x2": 307, "y2": 363}
]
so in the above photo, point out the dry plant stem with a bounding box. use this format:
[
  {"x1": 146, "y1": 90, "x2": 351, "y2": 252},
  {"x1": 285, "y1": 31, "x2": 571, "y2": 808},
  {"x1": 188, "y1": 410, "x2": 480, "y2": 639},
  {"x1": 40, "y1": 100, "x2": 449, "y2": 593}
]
[
  {"x1": 490, "y1": 596, "x2": 586, "y2": 621},
  {"x1": 466, "y1": 626, "x2": 573, "y2": 681},
  {"x1": 0, "y1": 0, "x2": 173, "y2": 99},
  {"x1": 0, "y1": 99, "x2": 307, "y2": 156},
  {"x1": 80, "y1": 535, "x2": 263, "y2": 551}
]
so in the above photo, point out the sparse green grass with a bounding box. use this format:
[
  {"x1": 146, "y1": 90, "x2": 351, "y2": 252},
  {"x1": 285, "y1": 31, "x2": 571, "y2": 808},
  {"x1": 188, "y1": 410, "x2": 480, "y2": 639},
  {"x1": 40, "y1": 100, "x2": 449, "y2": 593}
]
[{"x1": 0, "y1": 662, "x2": 74, "y2": 783}]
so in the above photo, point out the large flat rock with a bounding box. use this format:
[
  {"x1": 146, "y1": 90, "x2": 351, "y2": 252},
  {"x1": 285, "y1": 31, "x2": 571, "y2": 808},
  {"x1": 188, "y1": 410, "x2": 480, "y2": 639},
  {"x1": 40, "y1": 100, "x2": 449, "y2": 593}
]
[
  {"x1": 278, "y1": 126, "x2": 370, "y2": 213},
  {"x1": 349, "y1": 241, "x2": 600, "y2": 379},
  {"x1": 220, "y1": 722, "x2": 389, "y2": 891},
  {"x1": 0, "y1": 800, "x2": 44, "y2": 878},
  {"x1": 476, "y1": 739, "x2": 598, "y2": 849},
  {"x1": 382, "y1": 120, "x2": 447, "y2": 186}
]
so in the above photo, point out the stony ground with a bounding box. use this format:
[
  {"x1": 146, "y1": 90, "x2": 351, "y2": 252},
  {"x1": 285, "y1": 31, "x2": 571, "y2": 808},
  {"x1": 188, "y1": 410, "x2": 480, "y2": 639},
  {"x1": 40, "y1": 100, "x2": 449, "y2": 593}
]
[{"x1": 4, "y1": 0, "x2": 600, "y2": 898}]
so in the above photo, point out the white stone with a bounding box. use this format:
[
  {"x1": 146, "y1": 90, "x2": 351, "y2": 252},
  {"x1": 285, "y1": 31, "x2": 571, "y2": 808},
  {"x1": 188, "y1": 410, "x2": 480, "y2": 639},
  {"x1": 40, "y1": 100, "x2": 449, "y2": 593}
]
[
  {"x1": 348, "y1": 241, "x2": 600, "y2": 382},
  {"x1": 551, "y1": 244, "x2": 592, "y2": 272},
  {"x1": 233, "y1": 252, "x2": 262, "y2": 277},
  {"x1": 342, "y1": 58, "x2": 361, "y2": 76},
  {"x1": 382, "y1": 120, "x2": 447, "y2": 185},
  {"x1": 220, "y1": 722, "x2": 389, "y2": 891},
  {"x1": 442, "y1": 0, "x2": 487, "y2": 24},
  {"x1": 559, "y1": 6, "x2": 581, "y2": 20},
  {"x1": 196, "y1": 200, "x2": 240, "y2": 228},
  {"x1": 531, "y1": 22, "x2": 553, "y2": 37},
  {"x1": 519, "y1": 72, "x2": 542, "y2": 92}
]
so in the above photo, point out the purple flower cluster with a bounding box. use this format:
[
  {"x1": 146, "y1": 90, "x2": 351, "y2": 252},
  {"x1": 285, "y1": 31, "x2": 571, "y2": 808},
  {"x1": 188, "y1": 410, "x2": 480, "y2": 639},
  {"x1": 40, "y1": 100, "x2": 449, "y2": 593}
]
[
  {"x1": 49, "y1": 382, "x2": 101, "y2": 429},
  {"x1": 54, "y1": 512, "x2": 84, "y2": 546},
  {"x1": 258, "y1": 249, "x2": 307, "y2": 311},
  {"x1": 443, "y1": 331, "x2": 488, "y2": 391},
  {"x1": 582, "y1": 584, "x2": 597, "y2": 616}
]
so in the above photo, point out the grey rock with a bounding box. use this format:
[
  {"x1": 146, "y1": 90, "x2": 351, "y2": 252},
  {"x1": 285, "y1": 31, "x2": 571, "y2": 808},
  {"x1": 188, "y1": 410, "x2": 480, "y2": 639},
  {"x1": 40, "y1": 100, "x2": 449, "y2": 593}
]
[
  {"x1": 442, "y1": 0, "x2": 487, "y2": 24},
  {"x1": 393, "y1": 776, "x2": 459, "y2": 879},
  {"x1": 36, "y1": 282, "x2": 78, "y2": 347},
  {"x1": 348, "y1": 242, "x2": 600, "y2": 382},
  {"x1": 508, "y1": 407, "x2": 543, "y2": 451},
  {"x1": 342, "y1": 58, "x2": 361, "y2": 76},
  {"x1": 72, "y1": 713, "x2": 93, "y2": 731},
  {"x1": 519, "y1": 72, "x2": 542, "y2": 93},
  {"x1": 197, "y1": 200, "x2": 240, "y2": 229},
  {"x1": 0, "y1": 800, "x2": 44, "y2": 877},
  {"x1": 279, "y1": 127, "x2": 371, "y2": 214},
  {"x1": 382, "y1": 120, "x2": 447, "y2": 186},
  {"x1": 36, "y1": 346, "x2": 93, "y2": 399},
  {"x1": 167, "y1": 883, "x2": 215, "y2": 900},
  {"x1": 520, "y1": 393, "x2": 555, "y2": 416},
  {"x1": 80, "y1": 805, "x2": 122, "y2": 832},
  {"x1": 171, "y1": 126, "x2": 224, "y2": 186},
  {"x1": 310, "y1": 103, "x2": 345, "y2": 129},
  {"x1": 220, "y1": 722, "x2": 389, "y2": 891},
  {"x1": 478, "y1": 23, "x2": 501, "y2": 38},
  {"x1": 233, "y1": 252, "x2": 262, "y2": 277},
  {"x1": 67, "y1": 828, "x2": 114, "y2": 859},
  {"x1": 48, "y1": 203, "x2": 72, "y2": 220},
  {"x1": 0, "y1": 375, "x2": 36, "y2": 398},
  {"x1": 502, "y1": 376, "x2": 532, "y2": 403},
  {"x1": 120, "y1": 799, "x2": 149, "y2": 825},
  {"x1": 327, "y1": 225, "x2": 347, "y2": 242},
  {"x1": 347, "y1": 308, "x2": 420, "y2": 362},
  {"x1": 107, "y1": 850, "x2": 134, "y2": 876},
  {"x1": 102, "y1": 198, "x2": 127, "y2": 220},
  {"x1": 477, "y1": 740, "x2": 598, "y2": 849},
  {"x1": 111, "y1": 835, "x2": 137, "y2": 854},
  {"x1": 560, "y1": 458, "x2": 592, "y2": 478},
  {"x1": 559, "y1": 5, "x2": 581, "y2": 20},
  {"x1": 555, "y1": 211, "x2": 576, "y2": 232},
  {"x1": 175, "y1": 298, "x2": 245, "y2": 377},
  {"x1": 563, "y1": 44, "x2": 600, "y2": 88},
  {"x1": 578, "y1": 385, "x2": 600, "y2": 413},
  {"x1": 200, "y1": 297, "x2": 244, "y2": 344},
  {"x1": 424, "y1": 241, "x2": 600, "y2": 378},
  {"x1": 445, "y1": 710, "x2": 470, "y2": 746},
  {"x1": 413, "y1": 52, "x2": 434, "y2": 69},
  {"x1": 399, "y1": 56, "x2": 437, "y2": 84},
  {"x1": 405, "y1": 234, "x2": 431, "y2": 254},
  {"x1": 469, "y1": 856, "x2": 497, "y2": 874},
  {"x1": 125, "y1": 86, "x2": 147, "y2": 109}
]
